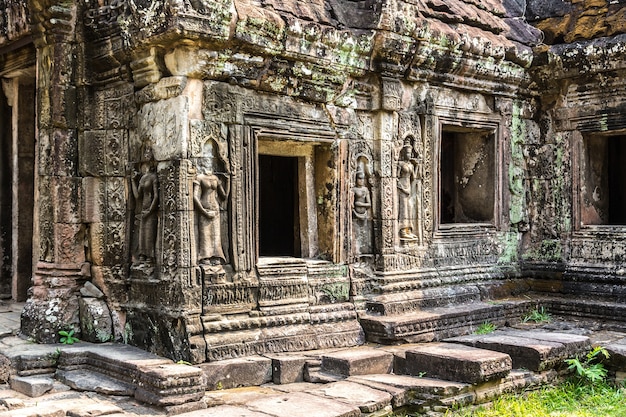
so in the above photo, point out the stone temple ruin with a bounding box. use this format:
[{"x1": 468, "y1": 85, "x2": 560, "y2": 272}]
[{"x1": 2, "y1": 0, "x2": 626, "y2": 388}]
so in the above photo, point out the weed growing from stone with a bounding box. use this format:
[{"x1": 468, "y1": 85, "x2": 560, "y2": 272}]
[
  {"x1": 565, "y1": 346, "x2": 610, "y2": 384},
  {"x1": 474, "y1": 322, "x2": 496, "y2": 335},
  {"x1": 522, "y1": 306, "x2": 552, "y2": 323},
  {"x1": 58, "y1": 329, "x2": 79, "y2": 344}
]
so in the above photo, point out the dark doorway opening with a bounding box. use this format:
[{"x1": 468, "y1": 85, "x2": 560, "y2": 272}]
[
  {"x1": 0, "y1": 85, "x2": 13, "y2": 298},
  {"x1": 608, "y1": 137, "x2": 626, "y2": 224},
  {"x1": 259, "y1": 155, "x2": 300, "y2": 257}
]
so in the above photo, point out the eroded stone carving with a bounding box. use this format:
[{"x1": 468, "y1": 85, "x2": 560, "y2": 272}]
[
  {"x1": 193, "y1": 140, "x2": 230, "y2": 267},
  {"x1": 130, "y1": 149, "x2": 159, "y2": 263},
  {"x1": 396, "y1": 135, "x2": 423, "y2": 245}
]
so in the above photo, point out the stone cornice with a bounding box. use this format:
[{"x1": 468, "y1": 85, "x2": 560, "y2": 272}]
[{"x1": 84, "y1": 0, "x2": 533, "y2": 96}]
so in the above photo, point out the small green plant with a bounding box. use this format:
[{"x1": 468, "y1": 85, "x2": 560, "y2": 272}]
[
  {"x1": 475, "y1": 322, "x2": 496, "y2": 335},
  {"x1": 58, "y1": 329, "x2": 79, "y2": 345},
  {"x1": 522, "y1": 306, "x2": 552, "y2": 323},
  {"x1": 565, "y1": 346, "x2": 610, "y2": 384}
]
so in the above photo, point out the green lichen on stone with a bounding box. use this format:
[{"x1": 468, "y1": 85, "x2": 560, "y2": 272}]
[
  {"x1": 320, "y1": 282, "x2": 349, "y2": 303},
  {"x1": 509, "y1": 102, "x2": 527, "y2": 227},
  {"x1": 497, "y1": 231, "x2": 520, "y2": 265},
  {"x1": 522, "y1": 239, "x2": 563, "y2": 262}
]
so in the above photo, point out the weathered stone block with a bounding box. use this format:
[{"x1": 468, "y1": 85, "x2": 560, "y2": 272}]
[
  {"x1": 200, "y1": 356, "x2": 272, "y2": 390},
  {"x1": 10, "y1": 375, "x2": 54, "y2": 397},
  {"x1": 446, "y1": 333, "x2": 562, "y2": 371},
  {"x1": 79, "y1": 297, "x2": 113, "y2": 343},
  {"x1": 348, "y1": 374, "x2": 469, "y2": 408},
  {"x1": 405, "y1": 343, "x2": 512, "y2": 384},
  {"x1": 268, "y1": 354, "x2": 307, "y2": 384},
  {"x1": 321, "y1": 347, "x2": 393, "y2": 376}
]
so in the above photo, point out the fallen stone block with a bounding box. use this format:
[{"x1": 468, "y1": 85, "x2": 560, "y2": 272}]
[
  {"x1": 405, "y1": 343, "x2": 512, "y2": 384},
  {"x1": 200, "y1": 356, "x2": 272, "y2": 390},
  {"x1": 321, "y1": 347, "x2": 393, "y2": 376},
  {"x1": 10, "y1": 375, "x2": 54, "y2": 397}
]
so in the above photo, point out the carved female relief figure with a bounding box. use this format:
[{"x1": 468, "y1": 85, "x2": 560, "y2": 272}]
[
  {"x1": 131, "y1": 153, "x2": 159, "y2": 263},
  {"x1": 397, "y1": 135, "x2": 423, "y2": 244},
  {"x1": 193, "y1": 140, "x2": 231, "y2": 266},
  {"x1": 352, "y1": 166, "x2": 373, "y2": 255}
]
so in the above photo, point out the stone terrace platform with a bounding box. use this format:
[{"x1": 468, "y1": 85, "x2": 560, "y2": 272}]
[{"x1": 0, "y1": 302, "x2": 625, "y2": 416}]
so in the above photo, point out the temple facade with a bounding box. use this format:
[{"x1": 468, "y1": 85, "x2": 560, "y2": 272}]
[{"x1": 1, "y1": 0, "x2": 626, "y2": 363}]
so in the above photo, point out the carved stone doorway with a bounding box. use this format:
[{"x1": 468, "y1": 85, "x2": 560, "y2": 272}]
[
  {"x1": 259, "y1": 154, "x2": 300, "y2": 257},
  {"x1": 0, "y1": 77, "x2": 35, "y2": 302}
]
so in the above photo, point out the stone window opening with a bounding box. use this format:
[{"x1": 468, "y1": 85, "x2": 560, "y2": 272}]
[
  {"x1": 439, "y1": 126, "x2": 496, "y2": 226},
  {"x1": 579, "y1": 134, "x2": 626, "y2": 226}
]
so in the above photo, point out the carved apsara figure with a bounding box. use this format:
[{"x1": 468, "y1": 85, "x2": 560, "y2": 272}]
[
  {"x1": 352, "y1": 170, "x2": 371, "y2": 220},
  {"x1": 193, "y1": 158, "x2": 230, "y2": 265},
  {"x1": 397, "y1": 138, "x2": 422, "y2": 243},
  {"x1": 131, "y1": 159, "x2": 159, "y2": 262},
  {"x1": 352, "y1": 169, "x2": 373, "y2": 255}
]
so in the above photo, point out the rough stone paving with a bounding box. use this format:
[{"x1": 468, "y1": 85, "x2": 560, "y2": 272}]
[{"x1": 2, "y1": 0, "x2": 626, "y2": 414}]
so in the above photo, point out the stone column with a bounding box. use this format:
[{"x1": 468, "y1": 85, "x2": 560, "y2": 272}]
[{"x1": 21, "y1": 1, "x2": 88, "y2": 342}]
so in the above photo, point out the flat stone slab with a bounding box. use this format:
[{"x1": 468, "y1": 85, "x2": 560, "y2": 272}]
[
  {"x1": 55, "y1": 369, "x2": 135, "y2": 396},
  {"x1": 498, "y1": 330, "x2": 590, "y2": 356},
  {"x1": 347, "y1": 374, "x2": 469, "y2": 407},
  {"x1": 182, "y1": 405, "x2": 272, "y2": 417},
  {"x1": 405, "y1": 343, "x2": 512, "y2": 384},
  {"x1": 445, "y1": 333, "x2": 564, "y2": 371},
  {"x1": 205, "y1": 386, "x2": 283, "y2": 408},
  {"x1": 308, "y1": 380, "x2": 392, "y2": 413},
  {"x1": 246, "y1": 392, "x2": 361, "y2": 417},
  {"x1": 320, "y1": 347, "x2": 393, "y2": 376}
]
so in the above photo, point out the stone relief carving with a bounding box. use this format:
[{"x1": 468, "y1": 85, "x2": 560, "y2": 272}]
[
  {"x1": 130, "y1": 148, "x2": 159, "y2": 263},
  {"x1": 396, "y1": 135, "x2": 423, "y2": 245},
  {"x1": 351, "y1": 160, "x2": 373, "y2": 256},
  {"x1": 193, "y1": 140, "x2": 231, "y2": 268}
]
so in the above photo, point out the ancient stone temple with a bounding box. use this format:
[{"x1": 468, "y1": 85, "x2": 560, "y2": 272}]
[{"x1": 1, "y1": 0, "x2": 626, "y2": 365}]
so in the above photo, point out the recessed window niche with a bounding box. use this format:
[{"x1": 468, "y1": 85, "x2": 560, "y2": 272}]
[
  {"x1": 580, "y1": 134, "x2": 626, "y2": 226},
  {"x1": 440, "y1": 127, "x2": 496, "y2": 225}
]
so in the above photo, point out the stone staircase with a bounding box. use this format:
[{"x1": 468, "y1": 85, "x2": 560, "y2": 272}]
[{"x1": 1, "y1": 323, "x2": 626, "y2": 416}]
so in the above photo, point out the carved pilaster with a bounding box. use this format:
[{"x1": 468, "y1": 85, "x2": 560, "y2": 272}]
[{"x1": 22, "y1": 0, "x2": 86, "y2": 343}]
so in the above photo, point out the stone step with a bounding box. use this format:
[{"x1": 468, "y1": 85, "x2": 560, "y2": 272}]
[
  {"x1": 346, "y1": 374, "x2": 469, "y2": 409},
  {"x1": 360, "y1": 300, "x2": 530, "y2": 344},
  {"x1": 320, "y1": 347, "x2": 393, "y2": 377},
  {"x1": 307, "y1": 380, "x2": 393, "y2": 414},
  {"x1": 445, "y1": 330, "x2": 590, "y2": 371},
  {"x1": 404, "y1": 342, "x2": 512, "y2": 384}
]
